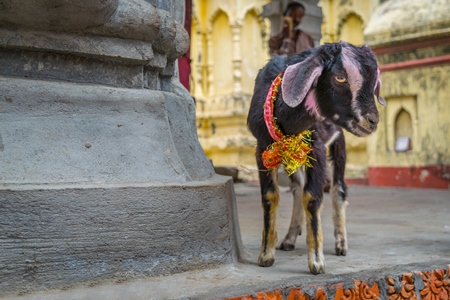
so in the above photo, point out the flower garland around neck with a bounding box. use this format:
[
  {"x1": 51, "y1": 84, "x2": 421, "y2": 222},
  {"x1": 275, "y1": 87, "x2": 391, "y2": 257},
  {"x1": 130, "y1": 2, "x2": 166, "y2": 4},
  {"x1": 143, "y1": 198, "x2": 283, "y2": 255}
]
[{"x1": 262, "y1": 72, "x2": 314, "y2": 176}]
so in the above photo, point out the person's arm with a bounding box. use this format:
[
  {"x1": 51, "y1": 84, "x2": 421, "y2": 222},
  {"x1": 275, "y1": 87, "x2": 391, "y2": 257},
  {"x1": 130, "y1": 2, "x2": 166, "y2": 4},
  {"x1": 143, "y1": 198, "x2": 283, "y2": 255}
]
[
  {"x1": 269, "y1": 31, "x2": 297, "y2": 55},
  {"x1": 269, "y1": 17, "x2": 296, "y2": 55},
  {"x1": 268, "y1": 30, "x2": 284, "y2": 55}
]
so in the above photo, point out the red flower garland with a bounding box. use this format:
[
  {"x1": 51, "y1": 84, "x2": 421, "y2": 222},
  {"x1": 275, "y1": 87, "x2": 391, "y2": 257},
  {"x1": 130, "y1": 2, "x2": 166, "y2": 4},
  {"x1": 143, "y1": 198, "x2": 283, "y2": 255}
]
[{"x1": 262, "y1": 72, "x2": 314, "y2": 176}]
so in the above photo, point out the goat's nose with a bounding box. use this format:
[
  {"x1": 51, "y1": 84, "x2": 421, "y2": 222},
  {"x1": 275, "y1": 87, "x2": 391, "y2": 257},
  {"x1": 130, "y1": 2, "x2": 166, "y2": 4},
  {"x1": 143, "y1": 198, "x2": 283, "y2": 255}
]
[{"x1": 366, "y1": 113, "x2": 379, "y2": 129}]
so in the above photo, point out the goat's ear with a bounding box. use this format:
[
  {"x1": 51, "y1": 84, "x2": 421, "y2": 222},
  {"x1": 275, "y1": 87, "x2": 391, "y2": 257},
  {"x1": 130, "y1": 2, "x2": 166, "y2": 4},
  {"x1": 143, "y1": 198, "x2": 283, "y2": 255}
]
[
  {"x1": 373, "y1": 67, "x2": 386, "y2": 106},
  {"x1": 373, "y1": 70, "x2": 386, "y2": 106},
  {"x1": 281, "y1": 58, "x2": 323, "y2": 108},
  {"x1": 374, "y1": 78, "x2": 386, "y2": 106}
]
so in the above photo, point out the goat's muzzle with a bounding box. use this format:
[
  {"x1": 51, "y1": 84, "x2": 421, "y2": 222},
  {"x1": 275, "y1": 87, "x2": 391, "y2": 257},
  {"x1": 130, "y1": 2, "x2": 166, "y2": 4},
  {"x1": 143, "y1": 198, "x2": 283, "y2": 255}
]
[
  {"x1": 349, "y1": 113, "x2": 379, "y2": 137},
  {"x1": 365, "y1": 113, "x2": 379, "y2": 131},
  {"x1": 358, "y1": 113, "x2": 379, "y2": 135}
]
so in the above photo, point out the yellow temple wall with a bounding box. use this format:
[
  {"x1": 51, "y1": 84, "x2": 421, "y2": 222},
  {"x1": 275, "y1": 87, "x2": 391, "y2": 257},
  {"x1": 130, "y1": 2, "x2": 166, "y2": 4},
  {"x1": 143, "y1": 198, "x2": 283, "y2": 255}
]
[
  {"x1": 367, "y1": 65, "x2": 450, "y2": 168},
  {"x1": 192, "y1": 0, "x2": 271, "y2": 179},
  {"x1": 363, "y1": 0, "x2": 450, "y2": 188}
]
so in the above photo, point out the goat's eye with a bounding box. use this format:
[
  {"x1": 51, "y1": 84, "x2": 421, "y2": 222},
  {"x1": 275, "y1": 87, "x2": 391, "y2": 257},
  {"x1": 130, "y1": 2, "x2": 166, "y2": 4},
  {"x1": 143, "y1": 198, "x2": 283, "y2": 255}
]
[{"x1": 335, "y1": 76, "x2": 347, "y2": 83}]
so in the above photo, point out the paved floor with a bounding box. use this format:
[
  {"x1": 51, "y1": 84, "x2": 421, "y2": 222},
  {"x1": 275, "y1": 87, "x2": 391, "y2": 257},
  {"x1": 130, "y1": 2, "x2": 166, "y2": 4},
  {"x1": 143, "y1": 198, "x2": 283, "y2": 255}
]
[{"x1": 3, "y1": 182, "x2": 450, "y2": 300}]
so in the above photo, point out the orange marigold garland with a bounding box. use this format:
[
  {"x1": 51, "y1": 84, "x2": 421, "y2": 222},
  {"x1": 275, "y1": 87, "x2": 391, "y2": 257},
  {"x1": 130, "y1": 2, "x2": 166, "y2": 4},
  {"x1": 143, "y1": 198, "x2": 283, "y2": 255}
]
[{"x1": 262, "y1": 72, "x2": 314, "y2": 176}]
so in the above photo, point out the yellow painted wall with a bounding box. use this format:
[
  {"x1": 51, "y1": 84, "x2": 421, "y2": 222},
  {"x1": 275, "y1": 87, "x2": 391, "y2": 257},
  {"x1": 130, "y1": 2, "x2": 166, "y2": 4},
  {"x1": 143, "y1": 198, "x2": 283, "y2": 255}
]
[
  {"x1": 320, "y1": 0, "x2": 376, "y2": 43},
  {"x1": 192, "y1": 0, "x2": 270, "y2": 180},
  {"x1": 362, "y1": 0, "x2": 450, "y2": 186},
  {"x1": 241, "y1": 10, "x2": 268, "y2": 95},
  {"x1": 339, "y1": 13, "x2": 364, "y2": 45},
  {"x1": 212, "y1": 12, "x2": 233, "y2": 96},
  {"x1": 367, "y1": 65, "x2": 450, "y2": 167}
]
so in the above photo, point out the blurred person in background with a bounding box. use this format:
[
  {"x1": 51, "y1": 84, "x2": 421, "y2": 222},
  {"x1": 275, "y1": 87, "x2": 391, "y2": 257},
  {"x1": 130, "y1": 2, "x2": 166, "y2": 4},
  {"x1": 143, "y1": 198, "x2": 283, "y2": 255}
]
[{"x1": 268, "y1": 1, "x2": 314, "y2": 56}]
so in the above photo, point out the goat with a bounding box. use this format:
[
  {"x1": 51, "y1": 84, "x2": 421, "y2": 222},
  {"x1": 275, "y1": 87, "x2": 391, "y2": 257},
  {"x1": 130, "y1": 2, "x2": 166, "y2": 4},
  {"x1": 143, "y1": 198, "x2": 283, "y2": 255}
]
[{"x1": 247, "y1": 41, "x2": 385, "y2": 274}]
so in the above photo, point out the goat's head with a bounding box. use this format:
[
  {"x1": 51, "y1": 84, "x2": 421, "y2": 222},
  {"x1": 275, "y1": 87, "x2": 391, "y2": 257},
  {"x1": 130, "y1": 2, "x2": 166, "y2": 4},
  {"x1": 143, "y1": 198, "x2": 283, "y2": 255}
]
[{"x1": 281, "y1": 42, "x2": 385, "y2": 137}]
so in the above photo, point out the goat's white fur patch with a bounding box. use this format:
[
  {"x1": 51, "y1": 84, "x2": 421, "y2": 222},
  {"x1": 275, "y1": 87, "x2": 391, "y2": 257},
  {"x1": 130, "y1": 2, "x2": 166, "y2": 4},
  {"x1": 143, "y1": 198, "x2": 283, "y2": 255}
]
[
  {"x1": 355, "y1": 108, "x2": 367, "y2": 128},
  {"x1": 346, "y1": 119, "x2": 365, "y2": 137},
  {"x1": 324, "y1": 131, "x2": 341, "y2": 148},
  {"x1": 341, "y1": 47, "x2": 363, "y2": 117}
]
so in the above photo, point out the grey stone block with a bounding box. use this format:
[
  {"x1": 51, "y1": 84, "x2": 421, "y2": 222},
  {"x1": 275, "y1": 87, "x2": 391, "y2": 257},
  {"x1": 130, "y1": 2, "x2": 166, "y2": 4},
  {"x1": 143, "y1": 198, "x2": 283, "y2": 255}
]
[{"x1": 0, "y1": 176, "x2": 242, "y2": 295}]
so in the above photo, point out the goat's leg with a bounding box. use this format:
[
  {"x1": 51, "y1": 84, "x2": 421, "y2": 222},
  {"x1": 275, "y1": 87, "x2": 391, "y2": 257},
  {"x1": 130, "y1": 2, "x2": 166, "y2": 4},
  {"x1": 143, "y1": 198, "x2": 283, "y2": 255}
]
[
  {"x1": 329, "y1": 132, "x2": 348, "y2": 256},
  {"x1": 278, "y1": 170, "x2": 305, "y2": 251},
  {"x1": 256, "y1": 150, "x2": 279, "y2": 267},
  {"x1": 258, "y1": 170, "x2": 279, "y2": 267},
  {"x1": 303, "y1": 137, "x2": 327, "y2": 274}
]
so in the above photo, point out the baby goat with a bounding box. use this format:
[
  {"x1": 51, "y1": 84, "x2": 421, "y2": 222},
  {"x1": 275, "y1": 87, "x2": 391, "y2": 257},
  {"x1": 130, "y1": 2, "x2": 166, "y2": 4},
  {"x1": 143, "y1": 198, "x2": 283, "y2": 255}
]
[{"x1": 247, "y1": 42, "x2": 385, "y2": 274}]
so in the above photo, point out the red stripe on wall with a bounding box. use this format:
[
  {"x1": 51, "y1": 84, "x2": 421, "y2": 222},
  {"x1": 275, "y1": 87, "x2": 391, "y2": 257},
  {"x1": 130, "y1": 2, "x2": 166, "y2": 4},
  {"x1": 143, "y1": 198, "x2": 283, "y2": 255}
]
[
  {"x1": 379, "y1": 54, "x2": 450, "y2": 72},
  {"x1": 372, "y1": 36, "x2": 450, "y2": 55},
  {"x1": 368, "y1": 165, "x2": 450, "y2": 189},
  {"x1": 345, "y1": 177, "x2": 369, "y2": 186}
]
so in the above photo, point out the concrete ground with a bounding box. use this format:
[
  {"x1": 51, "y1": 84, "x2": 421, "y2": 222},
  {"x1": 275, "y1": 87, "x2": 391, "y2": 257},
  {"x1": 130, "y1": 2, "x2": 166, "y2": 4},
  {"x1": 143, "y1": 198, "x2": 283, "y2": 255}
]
[{"x1": 3, "y1": 182, "x2": 450, "y2": 300}]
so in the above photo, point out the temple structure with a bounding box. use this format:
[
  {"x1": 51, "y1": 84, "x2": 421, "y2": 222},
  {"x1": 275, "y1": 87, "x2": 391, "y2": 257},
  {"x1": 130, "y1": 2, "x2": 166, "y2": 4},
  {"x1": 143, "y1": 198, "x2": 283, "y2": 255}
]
[
  {"x1": 364, "y1": 0, "x2": 450, "y2": 188},
  {"x1": 194, "y1": 0, "x2": 450, "y2": 188}
]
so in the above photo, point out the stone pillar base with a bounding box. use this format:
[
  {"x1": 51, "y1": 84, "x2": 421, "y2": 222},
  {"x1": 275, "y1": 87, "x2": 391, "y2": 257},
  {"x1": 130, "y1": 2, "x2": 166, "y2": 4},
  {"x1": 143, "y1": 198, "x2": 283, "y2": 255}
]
[
  {"x1": 0, "y1": 176, "x2": 242, "y2": 295},
  {"x1": 0, "y1": 74, "x2": 242, "y2": 295}
]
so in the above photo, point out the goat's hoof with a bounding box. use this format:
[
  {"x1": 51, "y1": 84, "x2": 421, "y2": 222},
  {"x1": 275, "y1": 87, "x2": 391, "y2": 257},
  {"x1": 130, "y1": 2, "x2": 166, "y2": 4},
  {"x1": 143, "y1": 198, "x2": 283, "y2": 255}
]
[
  {"x1": 258, "y1": 253, "x2": 275, "y2": 267},
  {"x1": 335, "y1": 247, "x2": 347, "y2": 256},
  {"x1": 335, "y1": 240, "x2": 347, "y2": 256},
  {"x1": 278, "y1": 239, "x2": 296, "y2": 251},
  {"x1": 258, "y1": 258, "x2": 275, "y2": 267},
  {"x1": 309, "y1": 262, "x2": 326, "y2": 275},
  {"x1": 308, "y1": 256, "x2": 326, "y2": 275}
]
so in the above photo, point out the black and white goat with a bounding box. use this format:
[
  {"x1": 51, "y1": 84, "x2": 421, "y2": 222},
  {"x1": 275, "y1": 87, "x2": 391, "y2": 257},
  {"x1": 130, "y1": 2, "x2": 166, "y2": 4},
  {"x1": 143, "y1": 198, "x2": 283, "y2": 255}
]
[{"x1": 247, "y1": 42, "x2": 385, "y2": 274}]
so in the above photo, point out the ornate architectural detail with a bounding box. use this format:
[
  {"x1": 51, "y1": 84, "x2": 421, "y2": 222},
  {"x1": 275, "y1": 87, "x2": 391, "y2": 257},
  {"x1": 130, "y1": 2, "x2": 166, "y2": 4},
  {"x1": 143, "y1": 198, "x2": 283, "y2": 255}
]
[
  {"x1": 223, "y1": 267, "x2": 450, "y2": 300},
  {"x1": 333, "y1": 280, "x2": 380, "y2": 300},
  {"x1": 386, "y1": 273, "x2": 417, "y2": 300},
  {"x1": 420, "y1": 267, "x2": 450, "y2": 300},
  {"x1": 231, "y1": 22, "x2": 243, "y2": 95},
  {"x1": 355, "y1": 280, "x2": 380, "y2": 300},
  {"x1": 287, "y1": 288, "x2": 308, "y2": 300},
  {"x1": 315, "y1": 288, "x2": 327, "y2": 300},
  {"x1": 335, "y1": 284, "x2": 358, "y2": 300}
]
